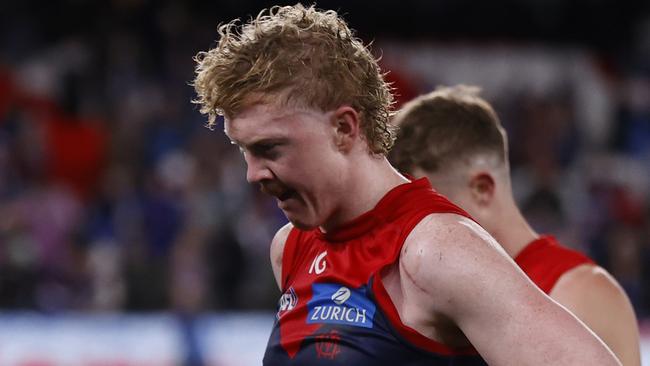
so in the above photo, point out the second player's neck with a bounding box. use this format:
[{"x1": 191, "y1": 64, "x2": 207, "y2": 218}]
[
  {"x1": 489, "y1": 207, "x2": 539, "y2": 258},
  {"x1": 320, "y1": 157, "x2": 409, "y2": 233}
]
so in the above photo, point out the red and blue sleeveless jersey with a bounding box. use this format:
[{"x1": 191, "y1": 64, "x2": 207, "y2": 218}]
[
  {"x1": 515, "y1": 235, "x2": 594, "y2": 294},
  {"x1": 263, "y1": 178, "x2": 487, "y2": 365}
]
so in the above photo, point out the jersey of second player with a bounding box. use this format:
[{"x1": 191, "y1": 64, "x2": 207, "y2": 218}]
[
  {"x1": 515, "y1": 235, "x2": 594, "y2": 294},
  {"x1": 263, "y1": 178, "x2": 486, "y2": 365}
]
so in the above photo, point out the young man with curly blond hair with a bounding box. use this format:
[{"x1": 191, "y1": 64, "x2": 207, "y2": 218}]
[
  {"x1": 389, "y1": 85, "x2": 641, "y2": 365},
  {"x1": 193, "y1": 4, "x2": 620, "y2": 365}
]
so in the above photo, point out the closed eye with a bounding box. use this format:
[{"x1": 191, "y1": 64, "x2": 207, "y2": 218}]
[
  {"x1": 249, "y1": 140, "x2": 286, "y2": 160},
  {"x1": 252, "y1": 143, "x2": 276, "y2": 154}
]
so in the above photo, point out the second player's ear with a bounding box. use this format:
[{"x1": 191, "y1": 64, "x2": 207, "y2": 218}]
[
  {"x1": 469, "y1": 172, "x2": 495, "y2": 206},
  {"x1": 331, "y1": 106, "x2": 361, "y2": 152}
]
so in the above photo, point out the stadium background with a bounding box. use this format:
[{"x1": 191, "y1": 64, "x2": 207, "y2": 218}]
[{"x1": 0, "y1": 0, "x2": 649, "y2": 364}]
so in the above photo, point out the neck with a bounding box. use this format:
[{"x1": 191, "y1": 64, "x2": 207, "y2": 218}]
[
  {"x1": 487, "y1": 200, "x2": 539, "y2": 258},
  {"x1": 320, "y1": 155, "x2": 409, "y2": 233}
]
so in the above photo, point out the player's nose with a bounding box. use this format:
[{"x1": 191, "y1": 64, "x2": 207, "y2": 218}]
[{"x1": 245, "y1": 156, "x2": 274, "y2": 184}]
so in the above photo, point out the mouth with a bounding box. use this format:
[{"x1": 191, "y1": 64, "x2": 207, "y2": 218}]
[
  {"x1": 261, "y1": 182, "x2": 296, "y2": 203},
  {"x1": 277, "y1": 189, "x2": 296, "y2": 202}
]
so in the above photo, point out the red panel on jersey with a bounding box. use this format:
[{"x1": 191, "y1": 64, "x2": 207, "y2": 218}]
[
  {"x1": 272, "y1": 178, "x2": 479, "y2": 361},
  {"x1": 515, "y1": 235, "x2": 594, "y2": 294}
]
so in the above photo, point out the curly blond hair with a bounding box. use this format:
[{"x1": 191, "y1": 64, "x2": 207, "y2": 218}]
[{"x1": 192, "y1": 3, "x2": 396, "y2": 155}]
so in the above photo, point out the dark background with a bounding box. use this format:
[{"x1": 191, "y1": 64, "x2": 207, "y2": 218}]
[{"x1": 0, "y1": 0, "x2": 648, "y2": 320}]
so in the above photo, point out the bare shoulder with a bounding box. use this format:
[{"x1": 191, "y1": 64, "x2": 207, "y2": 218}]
[
  {"x1": 271, "y1": 222, "x2": 293, "y2": 262},
  {"x1": 551, "y1": 263, "x2": 636, "y2": 314},
  {"x1": 400, "y1": 212, "x2": 506, "y2": 274},
  {"x1": 554, "y1": 264, "x2": 627, "y2": 298},
  {"x1": 270, "y1": 222, "x2": 294, "y2": 289},
  {"x1": 552, "y1": 264, "x2": 641, "y2": 366},
  {"x1": 397, "y1": 214, "x2": 624, "y2": 365},
  {"x1": 398, "y1": 212, "x2": 510, "y2": 314}
]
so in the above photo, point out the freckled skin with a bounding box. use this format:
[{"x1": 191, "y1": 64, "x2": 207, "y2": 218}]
[
  {"x1": 251, "y1": 99, "x2": 620, "y2": 364},
  {"x1": 420, "y1": 148, "x2": 640, "y2": 365}
]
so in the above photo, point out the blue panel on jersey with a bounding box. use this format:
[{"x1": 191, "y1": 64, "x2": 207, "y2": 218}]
[{"x1": 307, "y1": 284, "x2": 376, "y2": 329}]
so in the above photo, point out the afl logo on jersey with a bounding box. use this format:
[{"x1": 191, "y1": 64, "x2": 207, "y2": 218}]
[{"x1": 277, "y1": 287, "x2": 298, "y2": 318}]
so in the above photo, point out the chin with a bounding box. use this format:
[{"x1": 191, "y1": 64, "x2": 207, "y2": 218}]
[
  {"x1": 287, "y1": 218, "x2": 318, "y2": 231},
  {"x1": 285, "y1": 212, "x2": 320, "y2": 231}
]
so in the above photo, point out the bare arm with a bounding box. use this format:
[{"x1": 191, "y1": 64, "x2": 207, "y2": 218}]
[
  {"x1": 270, "y1": 222, "x2": 293, "y2": 290},
  {"x1": 399, "y1": 213, "x2": 620, "y2": 366},
  {"x1": 551, "y1": 265, "x2": 641, "y2": 366}
]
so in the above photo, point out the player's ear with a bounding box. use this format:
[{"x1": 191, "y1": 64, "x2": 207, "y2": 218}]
[
  {"x1": 331, "y1": 106, "x2": 361, "y2": 152},
  {"x1": 468, "y1": 172, "x2": 495, "y2": 206}
]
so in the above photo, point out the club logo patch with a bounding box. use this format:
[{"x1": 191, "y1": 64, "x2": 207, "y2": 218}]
[
  {"x1": 307, "y1": 284, "x2": 376, "y2": 328},
  {"x1": 309, "y1": 251, "x2": 328, "y2": 275}
]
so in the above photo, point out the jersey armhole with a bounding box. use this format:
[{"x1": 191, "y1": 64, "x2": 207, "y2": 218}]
[
  {"x1": 280, "y1": 227, "x2": 301, "y2": 291},
  {"x1": 370, "y1": 274, "x2": 479, "y2": 356},
  {"x1": 371, "y1": 209, "x2": 479, "y2": 356},
  {"x1": 547, "y1": 258, "x2": 595, "y2": 293},
  {"x1": 516, "y1": 237, "x2": 595, "y2": 294}
]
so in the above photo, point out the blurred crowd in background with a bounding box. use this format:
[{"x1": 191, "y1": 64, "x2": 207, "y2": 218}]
[{"x1": 0, "y1": 0, "x2": 649, "y2": 321}]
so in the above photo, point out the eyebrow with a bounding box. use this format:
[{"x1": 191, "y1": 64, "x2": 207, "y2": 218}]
[{"x1": 232, "y1": 137, "x2": 289, "y2": 150}]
